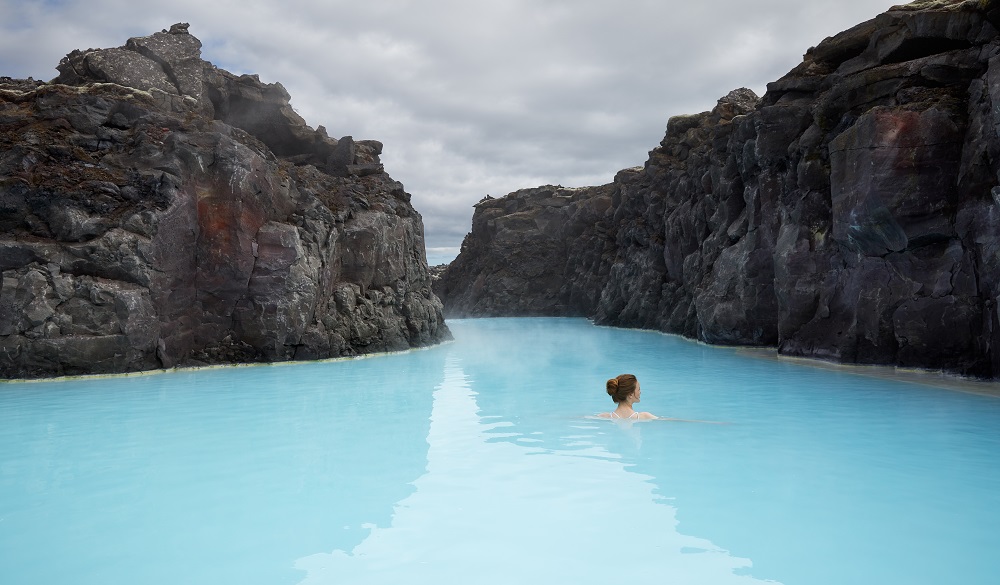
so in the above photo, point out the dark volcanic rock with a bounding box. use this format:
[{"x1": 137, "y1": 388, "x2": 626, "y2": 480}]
[
  {"x1": 1, "y1": 25, "x2": 448, "y2": 378},
  {"x1": 437, "y1": 0, "x2": 1000, "y2": 378},
  {"x1": 436, "y1": 185, "x2": 615, "y2": 316}
]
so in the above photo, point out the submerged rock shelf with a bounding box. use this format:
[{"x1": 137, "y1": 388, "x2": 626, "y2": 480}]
[
  {"x1": 0, "y1": 24, "x2": 449, "y2": 379},
  {"x1": 436, "y1": 0, "x2": 1000, "y2": 378}
]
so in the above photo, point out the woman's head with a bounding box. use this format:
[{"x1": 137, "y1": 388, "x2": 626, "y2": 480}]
[{"x1": 606, "y1": 374, "x2": 638, "y2": 403}]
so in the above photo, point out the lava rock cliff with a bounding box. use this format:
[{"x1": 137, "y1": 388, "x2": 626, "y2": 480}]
[
  {"x1": 436, "y1": 0, "x2": 1000, "y2": 378},
  {"x1": 0, "y1": 24, "x2": 449, "y2": 378}
]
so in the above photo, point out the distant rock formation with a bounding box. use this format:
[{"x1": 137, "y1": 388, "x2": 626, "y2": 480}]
[
  {"x1": 436, "y1": 184, "x2": 616, "y2": 316},
  {"x1": 0, "y1": 24, "x2": 449, "y2": 378},
  {"x1": 436, "y1": 0, "x2": 1000, "y2": 378}
]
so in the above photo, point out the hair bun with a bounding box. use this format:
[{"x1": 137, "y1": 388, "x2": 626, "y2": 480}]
[{"x1": 606, "y1": 374, "x2": 637, "y2": 404}]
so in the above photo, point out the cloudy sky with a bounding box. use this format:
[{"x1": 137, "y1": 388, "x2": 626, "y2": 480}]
[{"x1": 2, "y1": 0, "x2": 896, "y2": 263}]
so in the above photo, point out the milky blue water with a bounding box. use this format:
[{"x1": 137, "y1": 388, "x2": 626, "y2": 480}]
[{"x1": 2, "y1": 318, "x2": 999, "y2": 584}]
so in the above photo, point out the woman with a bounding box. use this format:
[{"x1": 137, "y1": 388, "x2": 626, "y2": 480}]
[{"x1": 597, "y1": 374, "x2": 657, "y2": 420}]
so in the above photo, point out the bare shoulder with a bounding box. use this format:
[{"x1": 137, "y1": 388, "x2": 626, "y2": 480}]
[{"x1": 638, "y1": 412, "x2": 657, "y2": 420}]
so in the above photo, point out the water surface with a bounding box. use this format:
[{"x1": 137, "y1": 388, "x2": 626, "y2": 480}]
[{"x1": 2, "y1": 318, "x2": 998, "y2": 584}]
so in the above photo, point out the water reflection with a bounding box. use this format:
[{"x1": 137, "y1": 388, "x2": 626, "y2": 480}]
[
  {"x1": 295, "y1": 354, "x2": 774, "y2": 584},
  {"x1": 5, "y1": 318, "x2": 998, "y2": 584},
  {"x1": 444, "y1": 318, "x2": 1000, "y2": 585},
  {"x1": 0, "y1": 350, "x2": 442, "y2": 585}
]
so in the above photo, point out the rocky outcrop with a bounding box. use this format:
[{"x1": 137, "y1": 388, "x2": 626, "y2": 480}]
[
  {"x1": 437, "y1": 0, "x2": 1000, "y2": 378},
  {"x1": 0, "y1": 24, "x2": 448, "y2": 379},
  {"x1": 435, "y1": 185, "x2": 616, "y2": 316}
]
